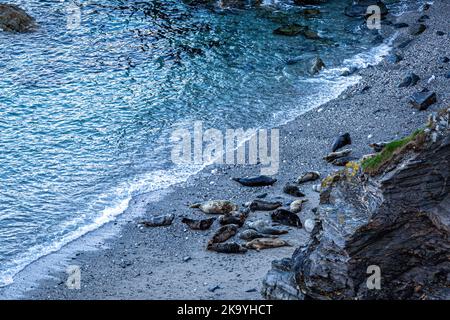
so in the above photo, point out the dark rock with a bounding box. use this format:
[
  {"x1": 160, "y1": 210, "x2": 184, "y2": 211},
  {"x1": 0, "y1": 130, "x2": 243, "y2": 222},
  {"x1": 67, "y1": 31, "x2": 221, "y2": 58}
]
[
  {"x1": 398, "y1": 73, "x2": 420, "y2": 88},
  {"x1": 332, "y1": 133, "x2": 352, "y2": 152},
  {"x1": 273, "y1": 23, "x2": 308, "y2": 37},
  {"x1": 446, "y1": 72, "x2": 450, "y2": 79},
  {"x1": 409, "y1": 23, "x2": 426, "y2": 36},
  {"x1": 232, "y1": 175, "x2": 277, "y2": 187},
  {"x1": 409, "y1": 91, "x2": 437, "y2": 110},
  {"x1": 0, "y1": 4, "x2": 35, "y2": 32},
  {"x1": 283, "y1": 183, "x2": 305, "y2": 197},
  {"x1": 441, "y1": 57, "x2": 450, "y2": 63},
  {"x1": 308, "y1": 57, "x2": 325, "y2": 75},
  {"x1": 341, "y1": 67, "x2": 358, "y2": 76},
  {"x1": 271, "y1": 209, "x2": 302, "y2": 228},
  {"x1": 369, "y1": 142, "x2": 388, "y2": 153},
  {"x1": 385, "y1": 52, "x2": 403, "y2": 64},
  {"x1": 417, "y1": 14, "x2": 430, "y2": 23},
  {"x1": 263, "y1": 112, "x2": 450, "y2": 299},
  {"x1": 393, "y1": 22, "x2": 409, "y2": 29},
  {"x1": 208, "y1": 285, "x2": 221, "y2": 292},
  {"x1": 436, "y1": 31, "x2": 445, "y2": 36}
]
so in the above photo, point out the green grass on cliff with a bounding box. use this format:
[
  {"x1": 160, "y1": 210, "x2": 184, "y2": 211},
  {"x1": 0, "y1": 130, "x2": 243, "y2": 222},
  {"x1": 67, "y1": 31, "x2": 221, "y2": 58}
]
[{"x1": 362, "y1": 129, "x2": 424, "y2": 174}]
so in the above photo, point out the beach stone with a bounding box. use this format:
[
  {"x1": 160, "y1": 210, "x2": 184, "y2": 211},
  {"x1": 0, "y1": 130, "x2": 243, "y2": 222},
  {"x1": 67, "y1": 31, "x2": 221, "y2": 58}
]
[
  {"x1": 0, "y1": 4, "x2": 35, "y2": 32},
  {"x1": 440, "y1": 57, "x2": 449, "y2": 63},
  {"x1": 308, "y1": 57, "x2": 325, "y2": 75},
  {"x1": 273, "y1": 23, "x2": 307, "y2": 36},
  {"x1": 409, "y1": 91, "x2": 437, "y2": 110},
  {"x1": 409, "y1": 23, "x2": 426, "y2": 35},
  {"x1": 436, "y1": 31, "x2": 445, "y2": 36},
  {"x1": 385, "y1": 52, "x2": 403, "y2": 64},
  {"x1": 393, "y1": 22, "x2": 409, "y2": 29},
  {"x1": 398, "y1": 72, "x2": 420, "y2": 88}
]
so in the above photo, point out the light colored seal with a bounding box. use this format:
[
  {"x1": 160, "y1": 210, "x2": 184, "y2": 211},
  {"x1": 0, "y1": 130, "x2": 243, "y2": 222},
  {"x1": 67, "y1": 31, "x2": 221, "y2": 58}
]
[
  {"x1": 245, "y1": 238, "x2": 290, "y2": 250},
  {"x1": 190, "y1": 200, "x2": 238, "y2": 214}
]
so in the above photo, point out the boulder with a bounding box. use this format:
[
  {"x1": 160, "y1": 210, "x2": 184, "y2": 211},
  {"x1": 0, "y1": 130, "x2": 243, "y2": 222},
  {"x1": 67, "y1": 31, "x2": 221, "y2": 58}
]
[
  {"x1": 0, "y1": 4, "x2": 35, "y2": 32},
  {"x1": 409, "y1": 91, "x2": 437, "y2": 110},
  {"x1": 262, "y1": 110, "x2": 450, "y2": 300},
  {"x1": 308, "y1": 57, "x2": 325, "y2": 75},
  {"x1": 398, "y1": 73, "x2": 420, "y2": 88}
]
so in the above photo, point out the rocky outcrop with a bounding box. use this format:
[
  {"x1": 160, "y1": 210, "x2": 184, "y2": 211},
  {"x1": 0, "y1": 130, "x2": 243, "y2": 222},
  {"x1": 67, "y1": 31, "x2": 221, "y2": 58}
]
[
  {"x1": 0, "y1": 4, "x2": 35, "y2": 32},
  {"x1": 262, "y1": 109, "x2": 450, "y2": 300}
]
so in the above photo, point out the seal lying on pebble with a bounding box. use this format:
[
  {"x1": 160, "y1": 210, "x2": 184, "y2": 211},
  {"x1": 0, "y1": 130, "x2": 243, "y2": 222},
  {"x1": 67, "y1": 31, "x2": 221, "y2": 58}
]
[
  {"x1": 207, "y1": 242, "x2": 247, "y2": 254},
  {"x1": 249, "y1": 200, "x2": 282, "y2": 211},
  {"x1": 190, "y1": 200, "x2": 238, "y2": 214},
  {"x1": 245, "y1": 238, "x2": 290, "y2": 250},
  {"x1": 271, "y1": 209, "x2": 302, "y2": 227},
  {"x1": 331, "y1": 133, "x2": 352, "y2": 152},
  {"x1": 289, "y1": 199, "x2": 308, "y2": 213},
  {"x1": 181, "y1": 217, "x2": 215, "y2": 230},
  {"x1": 207, "y1": 224, "x2": 239, "y2": 246},
  {"x1": 238, "y1": 229, "x2": 278, "y2": 241},
  {"x1": 369, "y1": 142, "x2": 388, "y2": 152},
  {"x1": 219, "y1": 211, "x2": 247, "y2": 227},
  {"x1": 140, "y1": 214, "x2": 174, "y2": 227},
  {"x1": 331, "y1": 156, "x2": 358, "y2": 166},
  {"x1": 283, "y1": 183, "x2": 305, "y2": 197},
  {"x1": 232, "y1": 175, "x2": 277, "y2": 187},
  {"x1": 323, "y1": 149, "x2": 352, "y2": 162},
  {"x1": 296, "y1": 171, "x2": 320, "y2": 184},
  {"x1": 247, "y1": 220, "x2": 288, "y2": 235}
]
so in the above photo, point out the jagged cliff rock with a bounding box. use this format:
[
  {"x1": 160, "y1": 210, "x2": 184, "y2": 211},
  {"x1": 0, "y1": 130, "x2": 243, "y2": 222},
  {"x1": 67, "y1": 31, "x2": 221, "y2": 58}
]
[{"x1": 262, "y1": 109, "x2": 450, "y2": 300}]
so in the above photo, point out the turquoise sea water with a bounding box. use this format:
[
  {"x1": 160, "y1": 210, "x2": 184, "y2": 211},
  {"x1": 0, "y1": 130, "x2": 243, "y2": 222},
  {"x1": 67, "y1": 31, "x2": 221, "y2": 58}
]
[{"x1": 0, "y1": 0, "x2": 424, "y2": 286}]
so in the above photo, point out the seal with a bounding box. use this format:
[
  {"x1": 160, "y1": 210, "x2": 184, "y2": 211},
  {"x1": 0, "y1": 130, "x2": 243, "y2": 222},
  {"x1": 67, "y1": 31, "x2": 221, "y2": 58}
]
[
  {"x1": 239, "y1": 229, "x2": 277, "y2": 241},
  {"x1": 331, "y1": 133, "x2": 351, "y2": 152},
  {"x1": 247, "y1": 220, "x2": 289, "y2": 235},
  {"x1": 283, "y1": 183, "x2": 305, "y2": 197},
  {"x1": 296, "y1": 171, "x2": 320, "y2": 184},
  {"x1": 207, "y1": 242, "x2": 247, "y2": 254},
  {"x1": 289, "y1": 199, "x2": 308, "y2": 214},
  {"x1": 190, "y1": 200, "x2": 238, "y2": 214},
  {"x1": 232, "y1": 175, "x2": 277, "y2": 187},
  {"x1": 271, "y1": 209, "x2": 302, "y2": 227},
  {"x1": 181, "y1": 217, "x2": 215, "y2": 230},
  {"x1": 249, "y1": 200, "x2": 282, "y2": 212},
  {"x1": 207, "y1": 224, "x2": 239, "y2": 246},
  {"x1": 331, "y1": 156, "x2": 358, "y2": 166},
  {"x1": 140, "y1": 214, "x2": 174, "y2": 227},
  {"x1": 323, "y1": 148, "x2": 352, "y2": 162},
  {"x1": 219, "y1": 211, "x2": 247, "y2": 227},
  {"x1": 245, "y1": 238, "x2": 290, "y2": 250}
]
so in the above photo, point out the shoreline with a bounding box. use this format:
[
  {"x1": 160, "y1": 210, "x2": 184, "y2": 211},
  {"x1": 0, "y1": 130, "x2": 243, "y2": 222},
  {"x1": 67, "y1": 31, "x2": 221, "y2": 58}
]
[{"x1": 2, "y1": 0, "x2": 449, "y2": 300}]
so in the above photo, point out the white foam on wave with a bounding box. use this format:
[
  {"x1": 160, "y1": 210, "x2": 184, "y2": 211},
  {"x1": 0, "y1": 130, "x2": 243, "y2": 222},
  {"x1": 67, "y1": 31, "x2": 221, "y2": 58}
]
[{"x1": 0, "y1": 164, "x2": 204, "y2": 288}]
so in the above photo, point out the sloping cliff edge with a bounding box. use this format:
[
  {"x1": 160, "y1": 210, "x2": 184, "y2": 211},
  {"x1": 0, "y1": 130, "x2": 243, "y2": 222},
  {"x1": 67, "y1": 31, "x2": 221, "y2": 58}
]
[{"x1": 263, "y1": 108, "x2": 450, "y2": 300}]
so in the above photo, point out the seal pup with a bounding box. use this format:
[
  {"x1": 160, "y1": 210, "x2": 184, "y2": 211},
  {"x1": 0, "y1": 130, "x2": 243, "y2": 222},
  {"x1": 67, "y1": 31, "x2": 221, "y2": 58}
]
[
  {"x1": 140, "y1": 214, "x2": 174, "y2": 227},
  {"x1": 219, "y1": 211, "x2": 247, "y2": 227},
  {"x1": 247, "y1": 220, "x2": 288, "y2": 235},
  {"x1": 271, "y1": 209, "x2": 302, "y2": 227},
  {"x1": 249, "y1": 200, "x2": 282, "y2": 212},
  {"x1": 245, "y1": 238, "x2": 291, "y2": 251},
  {"x1": 289, "y1": 199, "x2": 308, "y2": 214},
  {"x1": 323, "y1": 149, "x2": 352, "y2": 162},
  {"x1": 331, "y1": 133, "x2": 351, "y2": 152},
  {"x1": 181, "y1": 217, "x2": 215, "y2": 230},
  {"x1": 296, "y1": 171, "x2": 320, "y2": 184},
  {"x1": 283, "y1": 183, "x2": 305, "y2": 197},
  {"x1": 207, "y1": 224, "x2": 239, "y2": 246},
  {"x1": 190, "y1": 200, "x2": 238, "y2": 214},
  {"x1": 238, "y1": 229, "x2": 278, "y2": 241},
  {"x1": 232, "y1": 175, "x2": 277, "y2": 187},
  {"x1": 207, "y1": 242, "x2": 247, "y2": 254}
]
